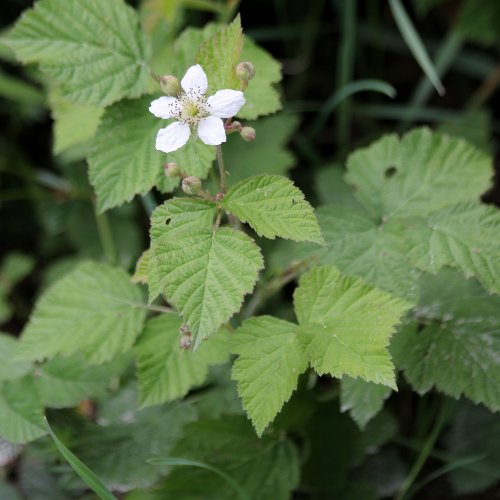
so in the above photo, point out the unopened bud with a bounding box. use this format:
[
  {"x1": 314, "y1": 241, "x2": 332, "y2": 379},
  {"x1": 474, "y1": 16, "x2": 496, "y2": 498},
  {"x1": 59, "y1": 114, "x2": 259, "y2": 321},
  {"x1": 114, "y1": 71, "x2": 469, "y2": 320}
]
[
  {"x1": 240, "y1": 126, "x2": 256, "y2": 142},
  {"x1": 159, "y1": 75, "x2": 180, "y2": 96},
  {"x1": 230, "y1": 121, "x2": 242, "y2": 132},
  {"x1": 181, "y1": 176, "x2": 202, "y2": 195},
  {"x1": 180, "y1": 333, "x2": 192, "y2": 349},
  {"x1": 163, "y1": 162, "x2": 181, "y2": 177},
  {"x1": 236, "y1": 62, "x2": 255, "y2": 82}
]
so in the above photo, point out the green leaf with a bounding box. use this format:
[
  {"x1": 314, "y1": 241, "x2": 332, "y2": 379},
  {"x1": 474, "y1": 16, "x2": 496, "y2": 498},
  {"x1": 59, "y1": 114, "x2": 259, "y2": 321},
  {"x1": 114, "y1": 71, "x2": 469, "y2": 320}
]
[
  {"x1": 222, "y1": 113, "x2": 299, "y2": 186},
  {"x1": 131, "y1": 249, "x2": 150, "y2": 284},
  {"x1": 405, "y1": 203, "x2": 500, "y2": 295},
  {"x1": 158, "y1": 416, "x2": 300, "y2": 500},
  {"x1": 294, "y1": 265, "x2": 410, "y2": 388},
  {"x1": 340, "y1": 377, "x2": 391, "y2": 429},
  {"x1": 392, "y1": 270, "x2": 500, "y2": 412},
  {"x1": 196, "y1": 15, "x2": 243, "y2": 94},
  {"x1": 35, "y1": 354, "x2": 129, "y2": 408},
  {"x1": 237, "y1": 37, "x2": 282, "y2": 120},
  {"x1": 136, "y1": 313, "x2": 229, "y2": 407},
  {"x1": 345, "y1": 128, "x2": 492, "y2": 219},
  {"x1": 49, "y1": 88, "x2": 102, "y2": 155},
  {"x1": 88, "y1": 97, "x2": 164, "y2": 212},
  {"x1": 0, "y1": 333, "x2": 32, "y2": 381},
  {"x1": 17, "y1": 261, "x2": 146, "y2": 364},
  {"x1": 0, "y1": 377, "x2": 46, "y2": 444},
  {"x1": 222, "y1": 174, "x2": 324, "y2": 243},
  {"x1": 46, "y1": 419, "x2": 117, "y2": 500},
  {"x1": 3, "y1": 0, "x2": 151, "y2": 106},
  {"x1": 231, "y1": 316, "x2": 308, "y2": 436},
  {"x1": 456, "y1": 0, "x2": 500, "y2": 46},
  {"x1": 149, "y1": 212, "x2": 264, "y2": 346}
]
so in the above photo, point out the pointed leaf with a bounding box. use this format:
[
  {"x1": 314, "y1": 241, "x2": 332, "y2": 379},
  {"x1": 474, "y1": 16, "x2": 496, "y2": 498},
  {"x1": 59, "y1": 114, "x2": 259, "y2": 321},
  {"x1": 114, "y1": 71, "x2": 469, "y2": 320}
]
[
  {"x1": 3, "y1": 0, "x2": 151, "y2": 106},
  {"x1": 294, "y1": 265, "x2": 410, "y2": 388},
  {"x1": 18, "y1": 262, "x2": 146, "y2": 364},
  {"x1": 223, "y1": 174, "x2": 324, "y2": 244},
  {"x1": 231, "y1": 316, "x2": 308, "y2": 436},
  {"x1": 136, "y1": 314, "x2": 229, "y2": 407}
]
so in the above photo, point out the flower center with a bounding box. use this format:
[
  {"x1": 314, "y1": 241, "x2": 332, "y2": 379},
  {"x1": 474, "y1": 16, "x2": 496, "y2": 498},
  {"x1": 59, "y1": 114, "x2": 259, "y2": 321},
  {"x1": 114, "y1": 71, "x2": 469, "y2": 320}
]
[{"x1": 178, "y1": 93, "x2": 208, "y2": 126}]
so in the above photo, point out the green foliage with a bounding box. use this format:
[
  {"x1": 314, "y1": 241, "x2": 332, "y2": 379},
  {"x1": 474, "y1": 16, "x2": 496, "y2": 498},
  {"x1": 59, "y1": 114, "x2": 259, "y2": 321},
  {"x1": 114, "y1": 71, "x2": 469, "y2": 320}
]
[
  {"x1": 392, "y1": 270, "x2": 500, "y2": 412},
  {"x1": 456, "y1": 0, "x2": 500, "y2": 45},
  {"x1": 88, "y1": 97, "x2": 164, "y2": 212},
  {"x1": 149, "y1": 199, "x2": 264, "y2": 347},
  {"x1": 340, "y1": 377, "x2": 391, "y2": 429},
  {"x1": 0, "y1": 334, "x2": 32, "y2": 381},
  {"x1": 222, "y1": 174, "x2": 324, "y2": 243},
  {"x1": 294, "y1": 265, "x2": 409, "y2": 388},
  {"x1": 17, "y1": 262, "x2": 146, "y2": 364},
  {"x1": 0, "y1": 377, "x2": 46, "y2": 444},
  {"x1": 136, "y1": 314, "x2": 229, "y2": 407},
  {"x1": 158, "y1": 416, "x2": 300, "y2": 500},
  {"x1": 196, "y1": 16, "x2": 243, "y2": 94},
  {"x1": 3, "y1": 0, "x2": 151, "y2": 107},
  {"x1": 231, "y1": 316, "x2": 308, "y2": 436}
]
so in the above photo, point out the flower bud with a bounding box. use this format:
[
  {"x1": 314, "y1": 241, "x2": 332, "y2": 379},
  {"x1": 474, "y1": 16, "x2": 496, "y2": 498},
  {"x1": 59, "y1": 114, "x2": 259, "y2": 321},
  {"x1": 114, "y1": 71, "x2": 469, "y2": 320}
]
[
  {"x1": 236, "y1": 62, "x2": 255, "y2": 82},
  {"x1": 240, "y1": 126, "x2": 256, "y2": 142},
  {"x1": 180, "y1": 333, "x2": 192, "y2": 350},
  {"x1": 159, "y1": 75, "x2": 180, "y2": 96},
  {"x1": 181, "y1": 176, "x2": 202, "y2": 195},
  {"x1": 163, "y1": 162, "x2": 181, "y2": 177}
]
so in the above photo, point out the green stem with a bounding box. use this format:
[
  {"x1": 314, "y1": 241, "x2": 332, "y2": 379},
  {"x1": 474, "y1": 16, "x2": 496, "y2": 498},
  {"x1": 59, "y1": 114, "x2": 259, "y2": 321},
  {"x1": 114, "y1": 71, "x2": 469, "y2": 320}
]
[
  {"x1": 395, "y1": 399, "x2": 453, "y2": 500},
  {"x1": 95, "y1": 211, "x2": 117, "y2": 265},
  {"x1": 215, "y1": 145, "x2": 226, "y2": 193},
  {"x1": 141, "y1": 193, "x2": 156, "y2": 216}
]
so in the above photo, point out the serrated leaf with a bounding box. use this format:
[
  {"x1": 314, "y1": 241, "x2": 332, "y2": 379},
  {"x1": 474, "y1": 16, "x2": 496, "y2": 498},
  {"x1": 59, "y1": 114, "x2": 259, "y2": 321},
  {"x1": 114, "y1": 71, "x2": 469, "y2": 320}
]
[
  {"x1": 196, "y1": 16, "x2": 243, "y2": 94},
  {"x1": 223, "y1": 175, "x2": 324, "y2": 244},
  {"x1": 294, "y1": 266, "x2": 410, "y2": 388},
  {"x1": 149, "y1": 217, "x2": 263, "y2": 346},
  {"x1": 392, "y1": 270, "x2": 500, "y2": 412},
  {"x1": 237, "y1": 37, "x2": 282, "y2": 120},
  {"x1": 35, "y1": 354, "x2": 129, "y2": 408},
  {"x1": 49, "y1": 88, "x2": 102, "y2": 155},
  {"x1": 88, "y1": 97, "x2": 164, "y2": 212},
  {"x1": 231, "y1": 316, "x2": 308, "y2": 436},
  {"x1": 222, "y1": 113, "x2": 299, "y2": 186},
  {"x1": 345, "y1": 128, "x2": 492, "y2": 219},
  {"x1": 340, "y1": 377, "x2": 391, "y2": 429},
  {"x1": 405, "y1": 202, "x2": 500, "y2": 294},
  {"x1": 0, "y1": 377, "x2": 46, "y2": 444},
  {"x1": 0, "y1": 333, "x2": 32, "y2": 382},
  {"x1": 136, "y1": 314, "x2": 229, "y2": 407},
  {"x1": 159, "y1": 416, "x2": 300, "y2": 500},
  {"x1": 3, "y1": 0, "x2": 151, "y2": 107},
  {"x1": 18, "y1": 262, "x2": 146, "y2": 364}
]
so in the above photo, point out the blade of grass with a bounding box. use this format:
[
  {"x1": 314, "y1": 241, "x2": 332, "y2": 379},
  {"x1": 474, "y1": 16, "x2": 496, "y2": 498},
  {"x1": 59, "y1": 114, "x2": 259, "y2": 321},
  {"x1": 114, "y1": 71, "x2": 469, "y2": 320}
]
[
  {"x1": 389, "y1": 0, "x2": 445, "y2": 96},
  {"x1": 148, "y1": 457, "x2": 251, "y2": 500},
  {"x1": 45, "y1": 418, "x2": 117, "y2": 500},
  {"x1": 309, "y1": 79, "x2": 396, "y2": 137}
]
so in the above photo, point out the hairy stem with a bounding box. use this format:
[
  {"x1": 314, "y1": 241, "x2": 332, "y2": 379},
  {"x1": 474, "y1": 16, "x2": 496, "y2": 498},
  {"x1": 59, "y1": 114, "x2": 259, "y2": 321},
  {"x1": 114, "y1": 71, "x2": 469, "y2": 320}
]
[
  {"x1": 95, "y1": 211, "x2": 117, "y2": 265},
  {"x1": 215, "y1": 144, "x2": 226, "y2": 193}
]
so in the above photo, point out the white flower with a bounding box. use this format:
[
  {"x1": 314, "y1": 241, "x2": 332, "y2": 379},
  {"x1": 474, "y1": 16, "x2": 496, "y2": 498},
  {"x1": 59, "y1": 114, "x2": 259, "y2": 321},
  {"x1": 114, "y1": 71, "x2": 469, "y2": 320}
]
[{"x1": 149, "y1": 64, "x2": 245, "y2": 153}]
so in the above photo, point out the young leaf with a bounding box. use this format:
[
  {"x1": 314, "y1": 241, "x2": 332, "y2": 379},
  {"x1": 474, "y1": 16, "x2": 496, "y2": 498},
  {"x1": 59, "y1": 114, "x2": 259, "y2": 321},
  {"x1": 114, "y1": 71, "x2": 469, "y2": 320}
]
[
  {"x1": 17, "y1": 262, "x2": 146, "y2": 364},
  {"x1": 231, "y1": 316, "x2": 308, "y2": 436},
  {"x1": 3, "y1": 0, "x2": 151, "y2": 106},
  {"x1": 340, "y1": 377, "x2": 391, "y2": 429},
  {"x1": 88, "y1": 97, "x2": 164, "y2": 212},
  {"x1": 345, "y1": 128, "x2": 492, "y2": 219},
  {"x1": 149, "y1": 223, "x2": 263, "y2": 347},
  {"x1": 294, "y1": 265, "x2": 410, "y2": 389},
  {"x1": 392, "y1": 270, "x2": 500, "y2": 412},
  {"x1": 136, "y1": 314, "x2": 229, "y2": 407},
  {"x1": 196, "y1": 15, "x2": 243, "y2": 94},
  {"x1": 406, "y1": 203, "x2": 500, "y2": 295},
  {"x1": 0, "y1": 377, "x2": 46, "y2": 444},
  {"x1": 222, "y1": 174, "x2": 324, "y2": 244}
]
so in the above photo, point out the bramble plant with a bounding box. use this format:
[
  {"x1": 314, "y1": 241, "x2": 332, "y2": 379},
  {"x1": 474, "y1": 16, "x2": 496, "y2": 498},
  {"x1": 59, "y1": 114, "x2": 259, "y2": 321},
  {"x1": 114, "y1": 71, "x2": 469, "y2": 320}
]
[{"x1": 1, "y1": 0, "x2": 500, "y2": 498}]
